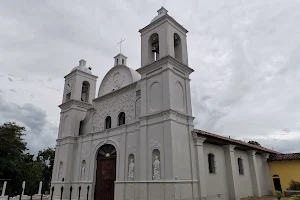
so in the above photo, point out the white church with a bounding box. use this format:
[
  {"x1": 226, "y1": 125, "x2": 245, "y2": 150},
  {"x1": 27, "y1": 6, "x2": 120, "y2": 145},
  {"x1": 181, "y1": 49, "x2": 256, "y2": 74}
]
[{"x1": 51, "y1": 7, "x2": 275, "y2": 200}]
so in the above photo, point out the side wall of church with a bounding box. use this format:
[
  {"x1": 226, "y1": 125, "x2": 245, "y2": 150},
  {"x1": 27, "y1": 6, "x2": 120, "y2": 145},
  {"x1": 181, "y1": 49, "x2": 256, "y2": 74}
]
[
  {"x1": 203, "y1": 143, "x2": 229, "y2": 200},
  {"x1": 235, "y1": 150, "x2": 253, "y2": 198},
  {"x1": 256, "y1": 154, "x2": 273, "y2": 196}
]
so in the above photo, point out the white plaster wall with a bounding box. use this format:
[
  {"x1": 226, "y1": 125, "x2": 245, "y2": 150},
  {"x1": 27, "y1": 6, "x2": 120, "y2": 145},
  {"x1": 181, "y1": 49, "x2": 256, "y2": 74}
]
[
  {"x1": 234, "y1": 150, "x2": 253, "y2": 198},
  {"x1": 256, "y1": 154, "x2": 271, "y2": 196},
  {"x1": 147, "y1": 75, "x2": 163, "y2": 114},
  {"x1": 170, "y1": 71, "x2": 186, "y2": 114},
  {"x1": 203, "y1": 143, "x2": 229, "y2": 200},
  {"x1": 171, "y1": 121, "x2": 192, "y2": 180}
]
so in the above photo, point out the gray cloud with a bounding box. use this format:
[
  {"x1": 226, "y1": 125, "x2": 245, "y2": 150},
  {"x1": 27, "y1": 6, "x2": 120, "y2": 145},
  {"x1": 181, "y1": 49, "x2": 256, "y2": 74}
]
[{"x1": 0, "y1": 95, "x2": 56, "y2": 154}]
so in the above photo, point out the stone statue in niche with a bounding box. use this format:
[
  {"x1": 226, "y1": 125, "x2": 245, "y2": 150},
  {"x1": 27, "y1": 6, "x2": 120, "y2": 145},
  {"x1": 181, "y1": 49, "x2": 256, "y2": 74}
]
[
  {"x1": 128, "y1": 159, "x2": 135, "y2": 180},
  {"x1": 80, "y1": 161, "x2": 86, "y2": 181},
  {"x1": 153, "y1": 156, "x2": 160, "y2": 180}
]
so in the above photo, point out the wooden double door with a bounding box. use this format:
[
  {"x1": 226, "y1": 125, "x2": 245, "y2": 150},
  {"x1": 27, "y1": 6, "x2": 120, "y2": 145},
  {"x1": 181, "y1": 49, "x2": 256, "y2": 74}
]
[{"x1": 94, "y1": 156, "x2": 116, "y2": 200}]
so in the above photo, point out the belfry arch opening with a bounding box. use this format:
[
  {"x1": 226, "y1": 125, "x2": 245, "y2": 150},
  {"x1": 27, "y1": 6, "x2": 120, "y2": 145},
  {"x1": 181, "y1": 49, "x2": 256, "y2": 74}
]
[
  {"x1": 81, "y1": 81, "x2": 90, "y2": 102},
  {"x1": 148, "y1": 33, "x2": 159, "y2": 62},
  {"x1": 174, "y1": 33, "x2": 182, "y2": 61}
]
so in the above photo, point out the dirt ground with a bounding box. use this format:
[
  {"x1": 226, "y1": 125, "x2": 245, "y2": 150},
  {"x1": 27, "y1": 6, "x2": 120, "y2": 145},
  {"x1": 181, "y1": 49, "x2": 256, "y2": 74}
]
[{"x1": 240, "y1": 196, "x2": 283, "y2": 200}]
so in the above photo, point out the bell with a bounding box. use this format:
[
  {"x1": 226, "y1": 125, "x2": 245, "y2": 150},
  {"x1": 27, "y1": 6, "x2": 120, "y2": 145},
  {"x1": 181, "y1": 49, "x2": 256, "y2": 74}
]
[{"x1": 152, "y1": 46, "x2": 157, "y2": 53}]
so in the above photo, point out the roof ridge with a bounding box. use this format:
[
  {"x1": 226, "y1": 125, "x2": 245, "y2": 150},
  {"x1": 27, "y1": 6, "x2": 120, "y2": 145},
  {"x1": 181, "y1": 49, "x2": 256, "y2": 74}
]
[{"x1": 192, "y1": 129, "x2": 277, "y2": 153}]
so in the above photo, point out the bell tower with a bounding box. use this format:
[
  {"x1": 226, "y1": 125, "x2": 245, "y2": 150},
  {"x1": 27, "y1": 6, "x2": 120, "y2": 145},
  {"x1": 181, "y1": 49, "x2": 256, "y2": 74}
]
[
  {"x1": 136, "y1": 7, "x2": 198, "y2": 200},
  {"x1": 140, "y1": 7, "x2": 189, "y2": 67}
]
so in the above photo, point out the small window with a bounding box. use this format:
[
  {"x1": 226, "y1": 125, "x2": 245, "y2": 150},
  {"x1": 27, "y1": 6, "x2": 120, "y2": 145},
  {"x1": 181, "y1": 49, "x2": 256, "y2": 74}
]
[
  {"x1": 122, "y1": 59, "x2": 124, "y2": 65},
  {"x1": 118, "y1": 112, "x2": 125, "y2": 126},
  {"x1": 66, "y1": 93, "x2": 71, "y2": 101},
  {"x1": 116, "y1": 59, "x2": 119, "y2": 65},
  {"x1": 79, "y1": 121, "x2": 83, "y2": 135},
  {"x1": 105, "y1": 116, "x2": 111, "y2": 129},
  {"x1": 238, "y1": 158, "x2": 244, "y2": 175},
  {"x1": 208, "y1": 153, "x2": 216, "y2": 174}
]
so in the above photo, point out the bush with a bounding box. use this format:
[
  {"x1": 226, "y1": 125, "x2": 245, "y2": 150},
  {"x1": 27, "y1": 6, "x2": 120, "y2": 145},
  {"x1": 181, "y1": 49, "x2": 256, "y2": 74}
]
[
  {"x1": 290, "y1": 195, "x2": 300, "y2": 200},
  {"x1": 289, "y1": 180, "x2": 300, "y2": 190},
  {"x1": 276, "y1": 190, "x2": 282, "y2": 199}
]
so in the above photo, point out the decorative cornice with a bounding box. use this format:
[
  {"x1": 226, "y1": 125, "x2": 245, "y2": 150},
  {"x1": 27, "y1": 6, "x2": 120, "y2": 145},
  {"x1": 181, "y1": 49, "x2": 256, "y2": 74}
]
[
  {"x1": 64, "y1": 68, "x2": 98, "y2": 79},
  {"x1": 192, "y1": 132, "x2": 206, "y2": 146},
  {"x1": 56, "y1": 136, "x2": 77, "y2": 145},
  {"x1": 139, "y1": 14, "x2": 188, "y2": 35},
  {"x1": 247, "y1": 150, "x2": 257, "y2": 156},
  {"x1": 136, "y1": 56, "x2": 194, "y2": 75},
  {"x1": 223, "y1": 144, "x2": 236, "y2": 152},
  {"x1": 59, "y1": 100, "x2": 92, "y2": 110}
]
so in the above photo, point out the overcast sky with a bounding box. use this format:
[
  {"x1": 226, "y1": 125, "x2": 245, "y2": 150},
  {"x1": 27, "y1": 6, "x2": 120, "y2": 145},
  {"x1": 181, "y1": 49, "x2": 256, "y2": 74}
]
[{"x1": 0, "y1": 0, "x2": 300, "y2": 154}]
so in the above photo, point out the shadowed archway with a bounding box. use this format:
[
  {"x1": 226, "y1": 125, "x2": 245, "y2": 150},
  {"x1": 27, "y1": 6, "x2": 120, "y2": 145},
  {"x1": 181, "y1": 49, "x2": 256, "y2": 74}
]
[{"x1": 94, "y1": 144, "x2": 117, "y2": 200}]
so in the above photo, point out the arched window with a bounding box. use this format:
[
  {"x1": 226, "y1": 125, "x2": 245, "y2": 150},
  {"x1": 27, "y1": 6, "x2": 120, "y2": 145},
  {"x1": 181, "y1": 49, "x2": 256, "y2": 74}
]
[
  {"x1": 116, "y1": 59, "x2": 119, "y2": 65},
  {"x1": 118, "y1": 112, "x2": 125, "y2": 126},
  {"x1": 81, "y1": 81, "x2": 90, "y2": 102},
  {"x1": 148, "y1": 33, "x2": 159, "y2": 62},
  {"x1": 105, "y1": 116, "x2": 111, "y2": 129},
  {"x1": 174, "y1": 33, "x2": 182, "y2": 61},
  {"x1": 122, "y1": 59, "x2": 124, "y2": 65},
  {"x1": 238, "y1": 158, "x2": 244, "y2": 175},
  {"x1": 208, "y1": 153, "x2": 216, "y2": 174}
]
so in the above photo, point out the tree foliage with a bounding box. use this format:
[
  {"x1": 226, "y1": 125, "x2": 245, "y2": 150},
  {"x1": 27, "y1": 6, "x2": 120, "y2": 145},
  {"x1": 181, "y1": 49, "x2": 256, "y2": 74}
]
[
  {"x1": 0, "y1": 122, "x2": 55, "y2": 196},
  {"x1": 248, "y1": 140, "x2": 261, "y2": 146}
]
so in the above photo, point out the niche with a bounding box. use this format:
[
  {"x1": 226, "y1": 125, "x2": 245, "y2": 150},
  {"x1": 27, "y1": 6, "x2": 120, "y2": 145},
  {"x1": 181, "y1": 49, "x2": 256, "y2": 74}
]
[
  {"x1": 152, "y1": 149, "x2": 161, "y2": 180},
  {"x1": 127, "y1": 154, "x2": 135, "y2": 181}
]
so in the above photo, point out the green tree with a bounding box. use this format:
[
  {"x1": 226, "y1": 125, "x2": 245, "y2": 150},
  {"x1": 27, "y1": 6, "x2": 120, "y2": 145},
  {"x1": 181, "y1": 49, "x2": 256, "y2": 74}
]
[
  {"x1": 0, "y1": 122, "x2": 27, "y2": 195},
  {"x1": 248, "y1": 140, "x2": 261, "y2": 146},
  {"x1": 18, "y1": 153, "x2": 44, "y2": 195},
  {"x1": 37, "y1": 148, "x2": 55, "y2": 192},
  {"x1": 0, "y1": 122, "x2": 54, "y2": 196},
  {"x1": 0, "y1": 122, "x2": 27, "y2": 176}
]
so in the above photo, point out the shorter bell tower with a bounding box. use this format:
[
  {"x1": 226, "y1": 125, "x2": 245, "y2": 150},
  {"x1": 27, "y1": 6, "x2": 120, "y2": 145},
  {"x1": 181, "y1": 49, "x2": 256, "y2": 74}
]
[
  {"x1": 52, "y1": 59, "x2": 97, "y2": 192},
  {"x1": 59, "y1": 59, "x2": 97, "y2": 139}
]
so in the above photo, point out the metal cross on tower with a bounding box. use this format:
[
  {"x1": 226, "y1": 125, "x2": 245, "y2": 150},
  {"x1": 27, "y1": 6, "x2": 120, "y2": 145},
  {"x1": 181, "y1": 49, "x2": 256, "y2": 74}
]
[{"x1": 117, "y1": 38, "x2": 125, "y2": 53}]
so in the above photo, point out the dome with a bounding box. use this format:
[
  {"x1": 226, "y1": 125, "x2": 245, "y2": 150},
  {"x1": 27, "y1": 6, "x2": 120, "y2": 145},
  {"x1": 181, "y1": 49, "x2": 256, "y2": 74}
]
[
  {"x1": 71, "y1": 59, "x2": 92, "y2": 74},
  {"x1": 98, "y1": 65, "x2": 141, "y2": 97},
  {"x1": 151, "y1": 7, "x2": 168, "y2": 23}
]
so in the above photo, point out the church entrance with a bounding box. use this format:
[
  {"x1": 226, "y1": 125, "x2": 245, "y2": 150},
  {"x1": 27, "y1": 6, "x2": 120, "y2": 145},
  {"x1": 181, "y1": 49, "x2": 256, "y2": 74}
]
[{"x1": 94, "y1": 144, "x2": 117, "y2": 200}]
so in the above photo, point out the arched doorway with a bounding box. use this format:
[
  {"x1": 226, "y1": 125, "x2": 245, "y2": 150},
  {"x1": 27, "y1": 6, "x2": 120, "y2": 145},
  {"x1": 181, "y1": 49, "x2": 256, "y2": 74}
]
[
  {"x1": 272, "y1": 174, "x2": 282, "y2": 193},
  {"x1": 94, "y1": 144, "x2": 117, "y2": 200}
]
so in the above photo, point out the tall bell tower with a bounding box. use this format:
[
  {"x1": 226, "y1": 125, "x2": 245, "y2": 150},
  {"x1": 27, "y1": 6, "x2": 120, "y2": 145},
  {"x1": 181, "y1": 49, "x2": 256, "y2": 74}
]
[
  {"x1": 136, "y1": 7, "x2": 199, "y2": 200},
  {"x1": 140, "y1": 7, "x2": 189, "y2": 67}
]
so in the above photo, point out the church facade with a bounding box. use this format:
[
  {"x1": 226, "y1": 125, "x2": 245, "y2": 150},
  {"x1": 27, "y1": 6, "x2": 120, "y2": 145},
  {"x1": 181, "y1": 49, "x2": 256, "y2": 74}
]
[{"x1": 51, "y1": 7, "x2": 275, "y2": 200}]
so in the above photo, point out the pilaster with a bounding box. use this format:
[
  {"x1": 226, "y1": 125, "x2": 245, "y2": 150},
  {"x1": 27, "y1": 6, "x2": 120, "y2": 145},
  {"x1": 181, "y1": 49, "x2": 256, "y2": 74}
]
[
  {"x1": 262, "y1": 153, "x2": 273, "y2": 195},
  {"x1": 193, "y1": 134, "x2": 207, "y2": 200},
  {"x1": 223, "y1": 145, "x2": 239, "y2": 200},
  {"x1": 247, "y1": 150, "x2": 262, "y2": 197}
]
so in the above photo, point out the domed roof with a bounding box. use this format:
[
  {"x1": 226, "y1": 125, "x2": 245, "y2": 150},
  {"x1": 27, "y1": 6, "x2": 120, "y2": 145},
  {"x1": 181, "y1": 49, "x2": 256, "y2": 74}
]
[
  {"x1": 98, "y1": 65, "x2": 141, "y2": 97},
  {"x1": 151, "y1": 7, "x2": 168, "y2": 23},
  {"x1": 71, "y1": 59, "x2": 92, "y2": 74}
]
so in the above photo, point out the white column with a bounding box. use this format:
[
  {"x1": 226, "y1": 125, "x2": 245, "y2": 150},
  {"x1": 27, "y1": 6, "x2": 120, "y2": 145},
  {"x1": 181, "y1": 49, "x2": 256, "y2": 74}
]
[
  {"x1": 1, "y1": 181, "x2": 7, "y2": 196},
  {"x1": 248, "y1": 150, "x2": 262, "y2": 197},
  {"x1": 22, "y1": 181, "x2": 26, "y2": 196},
  {"x1": 38, "y1": 181, "x2": 43, "y2": 195},
  {"x1": 223, "y1": 145, "x2": 239, "y2": 200},
  {"x1": 193, "y1": 134, "x2": 207, "y2": 200},
  {"x1": 262, "y1": 153, "x2": 273, "y2": 195}
]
